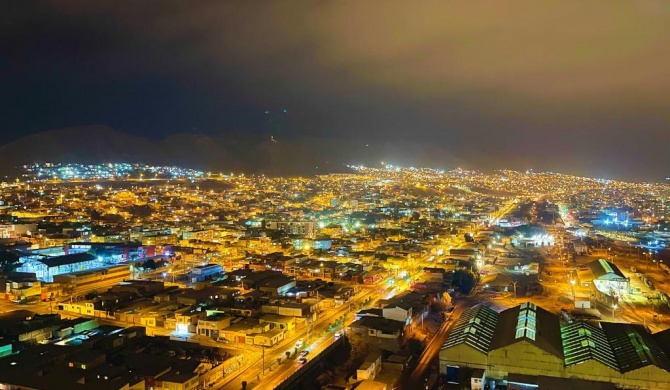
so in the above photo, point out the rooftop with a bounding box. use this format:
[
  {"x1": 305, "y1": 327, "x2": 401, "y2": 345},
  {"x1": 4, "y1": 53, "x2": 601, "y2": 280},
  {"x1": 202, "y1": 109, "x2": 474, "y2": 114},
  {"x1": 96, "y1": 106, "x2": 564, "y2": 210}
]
[
  {"x1": 442, "y1": 304, "x2": 498, "y2": 354},
  {"x1": 587, "y1": 259, "x2": 626, "y2": 280},
  {"x1": 37, "y1": 253, "x2": 97, "y2": 268},
  {"x1": 600, "y1": 322, "x2": 670, "y2": 373},
  {"x1": 489, "y1": 302, "x2": 563, "y2": 358},
  {"x1": 562, "y1": 321, "x2": 618, "y2": 371}
]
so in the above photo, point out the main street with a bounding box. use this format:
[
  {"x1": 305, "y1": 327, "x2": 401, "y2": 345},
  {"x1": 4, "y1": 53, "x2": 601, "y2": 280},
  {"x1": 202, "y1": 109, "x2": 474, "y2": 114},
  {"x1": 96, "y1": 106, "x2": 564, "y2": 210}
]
[
  {"x1": 404, "y1": 304, "x2": 463, "y2": 389},
  {"x1": 217, "y1": 282, "x2": 383, "y2": 390}
]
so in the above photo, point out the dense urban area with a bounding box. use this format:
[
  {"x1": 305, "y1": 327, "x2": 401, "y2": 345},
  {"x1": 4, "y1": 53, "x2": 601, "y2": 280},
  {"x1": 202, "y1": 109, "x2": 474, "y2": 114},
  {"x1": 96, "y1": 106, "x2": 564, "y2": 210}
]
[{"x1": 1, "y1": 162, "x2": 670, "y2": 390}]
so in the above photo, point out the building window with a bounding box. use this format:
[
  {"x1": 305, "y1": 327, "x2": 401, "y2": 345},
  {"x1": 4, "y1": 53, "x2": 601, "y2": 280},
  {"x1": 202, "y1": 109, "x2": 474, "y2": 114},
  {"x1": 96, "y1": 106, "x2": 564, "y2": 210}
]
[{"x1": 515, "y1": 328, "x2": 525, "y2": 339}]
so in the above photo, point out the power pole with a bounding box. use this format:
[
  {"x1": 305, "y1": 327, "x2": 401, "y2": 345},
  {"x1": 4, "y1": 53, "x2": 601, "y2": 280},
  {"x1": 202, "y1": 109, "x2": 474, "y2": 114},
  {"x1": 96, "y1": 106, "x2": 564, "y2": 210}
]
[
  {"x1": 261, "y1": 343, "x2": 265, "y2": 376},
  {"x1": 512, "y1": 281, "x2": 518, "y2": 302}
]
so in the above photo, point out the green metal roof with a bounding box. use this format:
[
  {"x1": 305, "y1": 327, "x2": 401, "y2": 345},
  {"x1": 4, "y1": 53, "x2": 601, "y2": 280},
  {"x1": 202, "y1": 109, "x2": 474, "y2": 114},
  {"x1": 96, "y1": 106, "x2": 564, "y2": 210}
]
[
  {"x1": 562, "y1": 322, "x2": 618, "y2": 371},
  {"x1": 442, "y1": 304, "x2": 498, "y2": 354}
]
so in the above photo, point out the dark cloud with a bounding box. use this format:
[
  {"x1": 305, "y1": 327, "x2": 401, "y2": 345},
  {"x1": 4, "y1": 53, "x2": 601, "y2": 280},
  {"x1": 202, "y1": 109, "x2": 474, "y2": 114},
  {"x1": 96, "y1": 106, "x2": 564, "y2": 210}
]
[{"x1": 1, "y1": 0, "x2": 670, "y2": 179}]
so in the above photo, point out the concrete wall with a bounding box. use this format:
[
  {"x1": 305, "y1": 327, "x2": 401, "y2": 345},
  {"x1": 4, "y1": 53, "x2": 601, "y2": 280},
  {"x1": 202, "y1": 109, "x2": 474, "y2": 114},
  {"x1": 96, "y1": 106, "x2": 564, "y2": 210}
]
[
  {"x1": 60, "y1": 302, "x2": 95, "y2": 316},
  {"x1": 442, "y1": 341, "x2": 670, "y2": 389},
  {"x1": 488, "y1": 341, "x2": 564, "y2": 379},
  {"x1": 619, "y1": 365, "x2": 670, "y2": 390},
  {"x1": 563, "y1": 359, "x2": 621, "y2": 384},
  {"x1": 439, "y1": 344, "x2": 488, "y2": 374}
]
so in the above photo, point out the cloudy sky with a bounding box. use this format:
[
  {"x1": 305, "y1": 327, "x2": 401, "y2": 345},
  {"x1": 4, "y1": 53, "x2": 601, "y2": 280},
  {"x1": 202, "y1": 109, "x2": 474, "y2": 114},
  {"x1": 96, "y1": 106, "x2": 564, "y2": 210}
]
[{"x1": 2, "y1": 1, "x2": 670, "y2": 179}]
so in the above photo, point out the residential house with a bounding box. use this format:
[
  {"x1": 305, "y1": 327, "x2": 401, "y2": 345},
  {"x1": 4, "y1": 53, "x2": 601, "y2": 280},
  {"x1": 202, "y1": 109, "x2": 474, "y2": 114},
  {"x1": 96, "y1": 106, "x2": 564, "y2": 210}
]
[{"x1": 348, "y1": 317, "x2": 405, "y2": 353}]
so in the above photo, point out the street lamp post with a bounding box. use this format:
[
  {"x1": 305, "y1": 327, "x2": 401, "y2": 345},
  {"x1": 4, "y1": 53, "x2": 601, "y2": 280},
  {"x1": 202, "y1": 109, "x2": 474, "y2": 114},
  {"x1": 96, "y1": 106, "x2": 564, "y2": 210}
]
[
  {"x1": 612, "y1": 304, "x2": 617, "y2": 321},
  {"x1": 260, "y1": 342, "x2": 266, "y2": 376},
  {"x1": 512, "y1": 281, "x2": 518, "y2": 302}
]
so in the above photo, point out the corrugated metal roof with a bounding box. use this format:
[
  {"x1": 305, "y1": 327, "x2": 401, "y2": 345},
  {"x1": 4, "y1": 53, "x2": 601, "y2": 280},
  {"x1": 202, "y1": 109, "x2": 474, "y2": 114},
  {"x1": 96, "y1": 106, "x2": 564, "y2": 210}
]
[
  {"x1": 489, "y1": 302, "x2": 563, "y2": 358},
  {"x1": 562, "y1": 322, "x2": 619, "y2": 370},
  {"x1": 441, "y1": 304, "x2": 498, "y2": 354},
  {"x1": 587, "y1": 259, "x2": 626, "y2": 280},
  {"x1": 601, "y1": 322, "x2": 670, "y2": 373}
]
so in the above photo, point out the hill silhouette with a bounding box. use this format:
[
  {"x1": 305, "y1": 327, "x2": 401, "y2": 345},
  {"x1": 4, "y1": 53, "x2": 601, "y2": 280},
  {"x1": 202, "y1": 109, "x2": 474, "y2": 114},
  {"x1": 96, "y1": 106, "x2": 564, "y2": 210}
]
[{"x1": 0, "y1": 125, "x2": 468, "y2": 176}]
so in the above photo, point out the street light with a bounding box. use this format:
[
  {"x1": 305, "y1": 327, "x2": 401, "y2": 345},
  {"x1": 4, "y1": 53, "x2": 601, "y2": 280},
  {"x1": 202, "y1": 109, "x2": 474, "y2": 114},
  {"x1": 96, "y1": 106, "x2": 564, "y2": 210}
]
[
  {"x1": 612, "y1": 304, "x2": 617, "y2": 321},
  {"x1": 260, "y1": 342, "x2": 266, "y2": 376}
]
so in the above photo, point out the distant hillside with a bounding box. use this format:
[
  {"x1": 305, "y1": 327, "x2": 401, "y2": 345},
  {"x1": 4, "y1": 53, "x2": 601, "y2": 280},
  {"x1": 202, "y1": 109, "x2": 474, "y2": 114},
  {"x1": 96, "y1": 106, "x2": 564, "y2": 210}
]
[{"x1": 0, "y1": 125, "x2": 468, "y2": 176}]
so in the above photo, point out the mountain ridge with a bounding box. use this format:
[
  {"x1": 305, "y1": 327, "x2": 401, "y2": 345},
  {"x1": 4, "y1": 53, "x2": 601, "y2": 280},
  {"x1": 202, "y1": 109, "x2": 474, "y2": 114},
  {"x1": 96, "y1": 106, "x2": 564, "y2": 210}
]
[{"x1": 0, "y1": 125, "x2": 468, "y2": 176}]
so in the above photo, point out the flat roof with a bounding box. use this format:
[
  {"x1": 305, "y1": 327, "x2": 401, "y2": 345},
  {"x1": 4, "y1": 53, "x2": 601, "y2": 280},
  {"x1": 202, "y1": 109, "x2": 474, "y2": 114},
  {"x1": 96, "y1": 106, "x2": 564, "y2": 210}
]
[{"x1": 37, "y1": 253, "x2": 96, "y2": 268}]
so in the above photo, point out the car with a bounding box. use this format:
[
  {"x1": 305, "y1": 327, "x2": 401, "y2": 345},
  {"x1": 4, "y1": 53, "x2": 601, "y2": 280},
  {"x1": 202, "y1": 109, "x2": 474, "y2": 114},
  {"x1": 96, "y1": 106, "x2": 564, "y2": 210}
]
[
  {"x1": 300, "y1": 350, "x2": 310, "y2": 357},
  {"x1": 295, "y1": 339, "x2": 304, "y2": 348},
  {"x1": 334, "y1": 331, "x2": 343, "y2": 339},
  {"x1": 297, "y1": 357, "x2": 308, "y2": 364}
]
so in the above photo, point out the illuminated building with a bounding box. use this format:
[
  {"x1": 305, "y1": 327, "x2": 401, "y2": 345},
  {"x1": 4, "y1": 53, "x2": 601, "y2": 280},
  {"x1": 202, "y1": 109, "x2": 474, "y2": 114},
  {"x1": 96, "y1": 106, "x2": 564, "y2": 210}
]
[
  {"x1": 64, "y1": 242, "x2": 155, "y2": 263},
  {"x1": 265, "y1": 220, "x2": 316, "y2": 236},
  {"x1": 440, "y1": 303, "x2": 670, "y2": 389},
  {"x1": 16, "y1": 253, "x2": 101, "y2": 282}
]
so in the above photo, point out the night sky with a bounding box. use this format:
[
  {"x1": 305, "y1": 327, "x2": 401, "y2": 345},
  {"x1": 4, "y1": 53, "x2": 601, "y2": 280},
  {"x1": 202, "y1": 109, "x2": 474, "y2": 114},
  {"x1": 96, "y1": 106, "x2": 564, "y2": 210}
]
[{"x1": 2, "y1": 1, "x2": 670, "y2": 180}]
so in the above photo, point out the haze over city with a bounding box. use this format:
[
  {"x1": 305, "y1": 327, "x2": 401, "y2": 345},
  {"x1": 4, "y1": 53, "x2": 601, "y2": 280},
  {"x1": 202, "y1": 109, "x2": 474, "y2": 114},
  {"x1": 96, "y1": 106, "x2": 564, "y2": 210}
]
[{"x1": 3, "y1": 1, "x2": 670, "y2": 180}]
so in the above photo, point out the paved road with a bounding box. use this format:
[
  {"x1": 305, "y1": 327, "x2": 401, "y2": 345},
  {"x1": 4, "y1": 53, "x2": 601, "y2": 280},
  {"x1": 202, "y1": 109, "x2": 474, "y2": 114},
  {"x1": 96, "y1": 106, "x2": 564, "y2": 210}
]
[
  {"x1": 217, "y1": 285, "x2": 380, "y2": 390},
  {"x1": 404, "y1": 305, "x2": 463, "y2": 389}
]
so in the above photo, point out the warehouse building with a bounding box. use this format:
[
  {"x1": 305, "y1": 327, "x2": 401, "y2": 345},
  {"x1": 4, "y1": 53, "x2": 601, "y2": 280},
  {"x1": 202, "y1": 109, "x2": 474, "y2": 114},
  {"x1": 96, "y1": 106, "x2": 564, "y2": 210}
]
[
  {"x1": 440, "y1": 303, "x2": 670, "y2": 389},
  {"x1": 586, "y1": 258, "x2": 630, "y2": 301},
  {"x1": 16, "y1": 253, "x2": 100, "y2": 282}
]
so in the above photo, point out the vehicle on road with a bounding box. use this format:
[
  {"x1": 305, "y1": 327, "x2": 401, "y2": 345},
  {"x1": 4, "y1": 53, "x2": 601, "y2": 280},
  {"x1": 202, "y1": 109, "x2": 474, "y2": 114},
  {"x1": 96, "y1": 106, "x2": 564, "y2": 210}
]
[
  {"x1": 300, "y1": 350, "x2": 309, "y2": 357},
  {"x1": 334, "y1": 331, "x2": 342, "y2": 339},
  {"x1": 18, "y1": 296, "x2": 39, "y2": 305},
  {"x1": 297, "y1": 357, "x2": 308, "y2": 364},
  {"x1": 295, "y1": 339, "x2": 304, "y2": 348}
]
